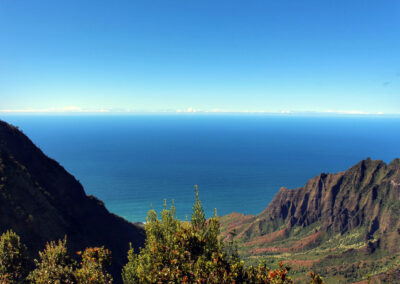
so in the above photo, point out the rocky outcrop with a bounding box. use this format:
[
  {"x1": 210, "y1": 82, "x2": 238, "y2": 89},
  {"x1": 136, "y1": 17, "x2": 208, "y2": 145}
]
[
  {"x1": 222, "y1": 157, "x2": 400, "y2": 251},
  {"x1": 220, "y1": 158, "x2": 400, "y2": 282}
]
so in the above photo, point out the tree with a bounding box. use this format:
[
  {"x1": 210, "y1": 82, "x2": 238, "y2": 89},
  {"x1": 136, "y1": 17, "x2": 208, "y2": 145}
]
[
  {"x1": 0, "y1": 230, "x2": 29, "y2": 283},
  {"x1": 224, "y1": 229, "x2": 240, "y2": 264},
  {"x1": 122, "y1": 186, "x2": 292, "y2": 283},
  {"x1": 191, "y1": 184, "x2": 206, "y2": 230},
  {"x1": 121, "y1": 244, "x2": 139, "y2": 284},
  {"x1": 74, "y1": 247, "x2": 113, "y2": 284},
  {"x1": 27, "y1": 237, "x2": 76, "y2": 284}
]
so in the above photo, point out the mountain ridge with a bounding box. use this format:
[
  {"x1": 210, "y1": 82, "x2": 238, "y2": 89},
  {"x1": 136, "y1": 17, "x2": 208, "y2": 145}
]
[
  {"x1": 220, "y1": 158, "x2": 400, "y2": 282},
  {"x1": 0, "y1": 120, "x2": 145, "y2": 282}
]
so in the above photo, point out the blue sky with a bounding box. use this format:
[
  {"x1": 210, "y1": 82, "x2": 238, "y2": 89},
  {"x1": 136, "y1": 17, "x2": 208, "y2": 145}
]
[{"x1": 1, "y1": 0, "x2": 399, "y2": 114}]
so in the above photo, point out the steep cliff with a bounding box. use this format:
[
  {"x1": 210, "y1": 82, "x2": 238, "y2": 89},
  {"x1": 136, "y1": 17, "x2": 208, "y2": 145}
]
[
  {"x1": 220, "y1": 158, "x2": 400, "y2": 282},
  {"x1": 0, "y1": 120, "x2": 145, "y2": 281}
]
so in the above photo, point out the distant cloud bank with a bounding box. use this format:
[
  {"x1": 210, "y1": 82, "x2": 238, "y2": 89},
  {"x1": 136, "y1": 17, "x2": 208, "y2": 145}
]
[{"x1": 0, "y1": 107, "x2": 398, "y2": 116}]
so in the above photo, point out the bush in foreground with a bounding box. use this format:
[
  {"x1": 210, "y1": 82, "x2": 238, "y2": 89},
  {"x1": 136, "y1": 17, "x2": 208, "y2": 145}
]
[
  {"x1": 0, "y1": 230, "x2": 29, "y2": 283},
  {"x1": 122, "y1": 185, "x2": 293, "y2": 283},
  {"x1": 26, "y1": 237, "x2": 113, "y2": 284},
  {"x1": 75, "y1": 247, "x2": 113, "y2": 284},
  {"x1": 27, "y1": 238, "x2": 76, "y2": 284},
  {"x1": 1, "y1": 186, "x2": 329, "y2": 283}
]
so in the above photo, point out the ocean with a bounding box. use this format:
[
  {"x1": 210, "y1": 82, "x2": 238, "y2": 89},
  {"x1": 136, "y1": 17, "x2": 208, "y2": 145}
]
[{"x1": 2, "y1": 114, "x2": 400, "y2": 222}]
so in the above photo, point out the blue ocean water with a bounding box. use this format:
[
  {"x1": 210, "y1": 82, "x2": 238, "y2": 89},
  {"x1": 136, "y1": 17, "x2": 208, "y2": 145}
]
[{"x1": 2, "y1": 115, "x2": 400, "y2": 222}]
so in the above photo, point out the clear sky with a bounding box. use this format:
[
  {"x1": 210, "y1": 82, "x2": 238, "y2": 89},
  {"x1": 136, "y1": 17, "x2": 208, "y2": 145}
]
[{"x1": 1, "y1": 0, "x2": 399, "y2": 114}]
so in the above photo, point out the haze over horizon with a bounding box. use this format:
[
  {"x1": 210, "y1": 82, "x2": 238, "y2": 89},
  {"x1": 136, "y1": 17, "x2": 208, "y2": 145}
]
[{"x1": 1, "y1": 0, "x2": 399, "y2": 114}]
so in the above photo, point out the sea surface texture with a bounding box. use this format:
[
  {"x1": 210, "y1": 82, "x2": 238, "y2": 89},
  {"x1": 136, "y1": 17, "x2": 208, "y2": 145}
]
[{"x1": 3, "y1": 115, "x2": 400, "y2": 222}]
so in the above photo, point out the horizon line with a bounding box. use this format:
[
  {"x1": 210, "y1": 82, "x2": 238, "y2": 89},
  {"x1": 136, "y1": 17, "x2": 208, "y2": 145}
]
[{"x1": 1, "y1": 108, "x2": 399, "y2": 117}]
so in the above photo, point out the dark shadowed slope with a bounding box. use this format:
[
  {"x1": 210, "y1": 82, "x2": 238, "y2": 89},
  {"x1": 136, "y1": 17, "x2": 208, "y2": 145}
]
[
  {"x1": 0, "y1": 120, "x2": 145, "y2": 282},
  {"x1": 221, "y1": 158, "x2": 400, "y2": 282}
]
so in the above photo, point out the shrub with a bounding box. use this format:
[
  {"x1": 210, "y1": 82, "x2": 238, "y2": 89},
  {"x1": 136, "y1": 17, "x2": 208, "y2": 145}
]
[
  {"x1": 27, "y1": 237, "x2": 76, "y2": 284},
  {"x1": 74, "y1": 247, "x2": 113, "y2": 284},
  {"x1": 122, "y1": 186, "x2": 292, "y2": 283},
  {"x1": 0, "y1": 230, "x2": 29, "y2": 283}
]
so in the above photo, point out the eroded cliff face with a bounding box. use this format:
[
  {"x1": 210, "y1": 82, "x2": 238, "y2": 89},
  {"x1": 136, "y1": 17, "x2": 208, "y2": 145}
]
[
  {"x1": 220, "y1": 158, "x2": 400, "y2": 282},
  {"x1": 0, "y1": 120, "x2": 145, "y2": 282},
  {"x1": 221, "y1": 157, "x2": 400, "y2": 253},
  {"x1": 262, "y1": 158, "x2": 399, "y2": 234}
]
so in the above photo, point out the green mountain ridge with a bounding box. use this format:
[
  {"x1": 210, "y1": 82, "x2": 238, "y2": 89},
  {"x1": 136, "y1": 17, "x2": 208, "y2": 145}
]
[
  {"x1": 220, "y1": 158, "x2": 400, "y2": 283},
  {"x1": 0, "y1": 120, "x2": 145, "y2": 283}
]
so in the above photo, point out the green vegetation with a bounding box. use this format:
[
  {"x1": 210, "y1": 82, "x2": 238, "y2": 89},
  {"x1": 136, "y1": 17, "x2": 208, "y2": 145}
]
[
  {"x1": 0, "y1": 233, "x2": 113, "y2": 284},
  {"x1": 227, "y1": 224, "x2": 400, "y2": 282},
  {"x1": 1, "y1": 187, "x2": 315, "y2": 284},
  {"x1": 0, "y1": 230, "x2": 29, "y2": 283},
  {"x1": 2, "y1": 120, "x2": 399, "y2": 283},
  {"x1": 74, "y1": 247, "x2": 113, "y2": 284},
  {"x1": 6, "y1": 185, "x2": 400, "y2": 283},
  {"x1": 122, "y1": 186, "x2": 293, "y2": 283},
  {"x1": 219, "y1": 158, "x2": 400, "y2": 283},
  {"x1": 27, "y1": 238, "x2": 76, "y2": 284},
  {"x1": 0, "y1": 119, "x2": 146, "y2": 283}
]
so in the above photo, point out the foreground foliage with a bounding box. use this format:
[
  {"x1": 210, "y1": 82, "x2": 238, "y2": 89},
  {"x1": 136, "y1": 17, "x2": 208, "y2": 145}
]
[
  {"x1": 0, "y1": 230, "x2": 29, "y2": 283},
  {"x1": 27, "y1": 238, "x2": 75, "y2": 284},
  {"x1": 122, "y1": 186, "x2": 293, "y2": 283},
  {"x1": 0, "y1": 187, "x2": 330, "y2": 283},
  {"x1": 0, "y1": 232, "x2": 113, "y2": 284},
  {"x1": 75, "y1": 247, "x2": 113, "y2": 284}
]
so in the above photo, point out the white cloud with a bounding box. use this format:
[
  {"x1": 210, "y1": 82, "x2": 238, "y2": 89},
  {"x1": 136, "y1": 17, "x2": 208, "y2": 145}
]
[
  {"x1": 175, "y1": 107, "x2": 200, "y2": 113},
  {"x1": 62, "y1": 106, "x2": 82, "y2": 112},
  {"x1": 325, "y1": 110, "x2": 384, "y2": 115},
  {"x1": 185, "y1": 107, "x2": 198, "y2": 113}
]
